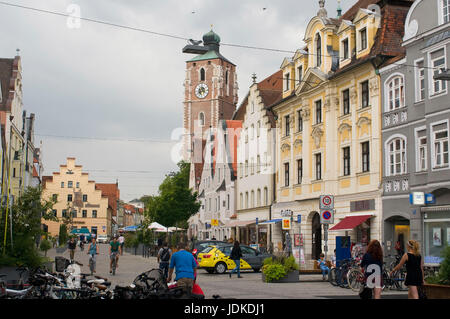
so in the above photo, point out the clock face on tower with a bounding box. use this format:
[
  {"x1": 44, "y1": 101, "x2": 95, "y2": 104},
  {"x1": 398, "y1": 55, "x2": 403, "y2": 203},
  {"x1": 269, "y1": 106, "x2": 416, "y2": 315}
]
[{"x1": 195, "y1": 83, "x2": 209, "y2": 99}]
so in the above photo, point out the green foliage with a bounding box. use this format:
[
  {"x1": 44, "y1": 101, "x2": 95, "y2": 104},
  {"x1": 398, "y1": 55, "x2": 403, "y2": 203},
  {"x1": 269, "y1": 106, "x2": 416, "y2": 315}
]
[
  {"x1": 124, "y1": 233, "x2": 139, "y2": 248},
  {"x1": 0, "y1": 186, "x2": 56, "y2": 267},
  {"x1": 40, "y1": 239, "x2": 51, "y2": 256},
  {"x1": 262, "y1": 256, "x2": 299, "y2": 282},
  {"x1": 438, "y1": 245, "x2": 450, "y2": 285},
  {"x1": 59, "y1": 224, "x2": 68, "y2": 246},
  {"x1": 142, "y1": 161, "x2": 201, "y2": 227}
]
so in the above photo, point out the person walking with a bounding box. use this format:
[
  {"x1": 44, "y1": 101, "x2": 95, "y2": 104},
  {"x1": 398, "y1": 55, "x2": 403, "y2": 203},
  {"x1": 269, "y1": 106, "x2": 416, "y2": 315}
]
[
  {"x1": 87, "y1": 237, "x2": 99, "y2": 274},
  {"x1": 390, "y1": 240, "x2": 424, "y2": 299},
  {"x1": 157, "y1": 242, "x2": 172, "y2": 280},
  {"x1": 118, "y1": 234, "x2": 125, "y2": 255},
  {"x1": 361, "y1": 239, "x2": 384, "y2": 299},
  {"x1": 229, "y1": 241, "x2": 243, "y2": 278},
  {"x1": 167, "y1": 242, "x2": 197, "y2": 295},
  {"x1": 68, "y1": 237, "x2": 77, "y2": 261},
  {"x1": 317, "y1": 253, "x2": 330, "y2": 281}
]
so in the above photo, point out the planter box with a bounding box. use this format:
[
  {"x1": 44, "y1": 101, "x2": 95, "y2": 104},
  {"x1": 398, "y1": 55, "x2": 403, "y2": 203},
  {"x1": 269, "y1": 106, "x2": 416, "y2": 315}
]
[
  {"x1": 262, "y1": 270, "x2": 299, "y2": 283},
  {"x1": 423, "y1": 283, "x2": 450, "y2": 299}
]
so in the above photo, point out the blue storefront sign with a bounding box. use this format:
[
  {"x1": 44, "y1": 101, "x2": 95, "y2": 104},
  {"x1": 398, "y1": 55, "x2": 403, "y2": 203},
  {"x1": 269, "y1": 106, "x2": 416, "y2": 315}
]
[
  {"x1": 297, "y1": 215, "x2": 301, "y2": 224},
  {"x1": 425, "y1": 193, "x2": 436, "y2": 204}
]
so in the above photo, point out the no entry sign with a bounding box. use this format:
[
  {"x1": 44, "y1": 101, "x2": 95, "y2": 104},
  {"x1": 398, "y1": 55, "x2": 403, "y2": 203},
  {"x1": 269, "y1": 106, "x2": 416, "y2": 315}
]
[
  {"x1": 320, "y1": 209, "x2": 334, "y2": 224},
  {"x1": 320, "y1": 195, "x2": 334, "y2": 209}
]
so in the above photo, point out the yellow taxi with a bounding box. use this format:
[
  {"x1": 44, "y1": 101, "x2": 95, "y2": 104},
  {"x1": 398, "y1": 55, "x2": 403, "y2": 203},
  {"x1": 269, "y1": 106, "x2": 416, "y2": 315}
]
[{"x1": 197, "y1": 244, "x2": 273, "y2": 274}]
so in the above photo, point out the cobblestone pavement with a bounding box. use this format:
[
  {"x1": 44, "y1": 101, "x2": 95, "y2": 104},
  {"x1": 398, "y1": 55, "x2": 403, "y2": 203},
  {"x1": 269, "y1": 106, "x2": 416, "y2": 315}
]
[{"x1": 46, "y1": 245, "x2": 408, "y2": 299}]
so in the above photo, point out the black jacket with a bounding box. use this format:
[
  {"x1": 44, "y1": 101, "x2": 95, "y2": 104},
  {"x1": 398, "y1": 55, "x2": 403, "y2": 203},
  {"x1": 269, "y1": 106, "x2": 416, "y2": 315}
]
[{"x1": 230, "y1": 246, "x2": 242, "y2": 260}]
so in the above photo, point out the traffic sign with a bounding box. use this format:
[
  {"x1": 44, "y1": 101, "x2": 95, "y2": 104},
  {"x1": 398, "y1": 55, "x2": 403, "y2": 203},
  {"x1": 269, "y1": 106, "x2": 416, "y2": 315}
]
[
  {"x1": 282, "y1": 218, "x2": 291, "y2": 230},
  {"x1": 320, "y1": 209, "x2": 334, "y2": 224},
  {"x1": 320, "y1": 195, "x2": 334, "y2": 209}
]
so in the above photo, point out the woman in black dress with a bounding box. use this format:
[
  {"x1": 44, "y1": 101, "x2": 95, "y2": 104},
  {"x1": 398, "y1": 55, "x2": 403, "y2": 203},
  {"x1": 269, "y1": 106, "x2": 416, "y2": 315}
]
[{"x1": 390, "y1": 240, "x2": 424, "y2": 299}]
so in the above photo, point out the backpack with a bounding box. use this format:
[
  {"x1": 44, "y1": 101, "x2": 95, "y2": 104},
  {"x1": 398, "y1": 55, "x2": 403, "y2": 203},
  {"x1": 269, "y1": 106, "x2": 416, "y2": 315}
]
[{"x1": 160, "y1": 248, "x2": 171, "y2": 262}]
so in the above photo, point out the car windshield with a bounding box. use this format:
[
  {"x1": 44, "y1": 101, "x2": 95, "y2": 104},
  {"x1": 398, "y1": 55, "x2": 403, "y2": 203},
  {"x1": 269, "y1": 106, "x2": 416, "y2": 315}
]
[{"x1": 201, "y1": 246, "x2": 215, "y2": 254}]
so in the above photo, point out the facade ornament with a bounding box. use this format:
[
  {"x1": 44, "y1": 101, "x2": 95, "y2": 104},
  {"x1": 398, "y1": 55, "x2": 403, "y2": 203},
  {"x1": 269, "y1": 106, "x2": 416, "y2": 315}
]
[
  {"x1": 301, "y1": 108, "x2": 311, "y2": 121},
  {"x1": 350, "y1": 87, "x2": 358, "y2": 104},
  {"x1": 281, "y1": 143, "x2": 291, "y2": 152},
  {"x1": 311, "y1": 126, "x2": 323, "y2": 149},
  {"x1": 369, "y1": 78, "x2": 379, "y2": 96},
  {"x1": 294, "y1": 138, "x2": 303, "y2": 148},
  {"x1": 317, "y1": 0, "x2": 328, "y2": 18},
  {"x1": 324, "y1": 97, "x2": 331, "y2": 112},
  {"x1": 356, "y1": 116, "x2": 372, "y2": 128}
]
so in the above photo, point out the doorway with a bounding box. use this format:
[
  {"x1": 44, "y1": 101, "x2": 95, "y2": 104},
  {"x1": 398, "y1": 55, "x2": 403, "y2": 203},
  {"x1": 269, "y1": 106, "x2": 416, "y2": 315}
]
[{"x1": 312, "y1": 212, "x2": 322, "y2": 260}]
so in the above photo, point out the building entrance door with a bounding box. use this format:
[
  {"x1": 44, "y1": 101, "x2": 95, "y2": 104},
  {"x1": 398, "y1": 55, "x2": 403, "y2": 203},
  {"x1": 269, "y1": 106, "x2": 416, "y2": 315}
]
[{"x1": 312, "y1": 212, "x2": 322, "y2": 260}]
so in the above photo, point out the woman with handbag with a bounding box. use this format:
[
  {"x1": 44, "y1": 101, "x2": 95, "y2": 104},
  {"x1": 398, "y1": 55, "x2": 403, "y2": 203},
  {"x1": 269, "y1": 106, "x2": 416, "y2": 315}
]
[
  {"x1": 360, "y1": 240, "x2": 383, "y2": 299},
  {"x1": 390, "y1": 240, "x2": 424, "y2": 299}
]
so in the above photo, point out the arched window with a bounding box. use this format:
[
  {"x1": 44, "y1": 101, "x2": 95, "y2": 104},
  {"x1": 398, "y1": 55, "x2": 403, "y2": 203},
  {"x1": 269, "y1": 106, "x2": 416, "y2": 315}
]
[
  {"x1": 264, "y1": 187, "x2": 268, "y2": 206},
  {"x1": 386, "y1": 137, "x2": 407, "y2": 176},
  {"x1": 316, "y1": 33, "x2": 322, "y2": 67},
  {"x1": 240, "y1": 193, "x2": 243, "y2": 209},
  {"x1": 199, "y1": 112, "x2": 205, "y2": 126},
  {"x1": 200, "y1": 68, "x2": 205, "y2": 81},
  {"x1": 251, "y1": 190, "x2": 255, "y2": 208},
  {"x1": 257, "y1": 189, "x2": 261, "y2": 207},
  {"x1": 386, "y1": 75, "x2": 405, "y2": 111}
]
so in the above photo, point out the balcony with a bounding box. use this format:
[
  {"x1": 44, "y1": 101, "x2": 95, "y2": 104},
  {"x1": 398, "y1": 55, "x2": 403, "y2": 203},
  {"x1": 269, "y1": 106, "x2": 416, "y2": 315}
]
[
  {"x1": 383, "y1": 174, "x2": 409, "y2": 195},
  {"x1": 383, "y1": 107, "x2": 408, "y2": 129}
]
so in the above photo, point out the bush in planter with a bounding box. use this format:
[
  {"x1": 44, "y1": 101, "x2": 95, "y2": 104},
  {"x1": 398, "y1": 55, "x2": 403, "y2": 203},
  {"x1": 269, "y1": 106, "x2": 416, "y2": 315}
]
[
  {"x1": 262, "y1": 256, "x2": 299, "y2": 283},
  {"x1": 40, "y1": 239, "x2": 51, "y2": 257},
  {"x1": 426, "y1": 245, "x2": 450, "y2": 285}
]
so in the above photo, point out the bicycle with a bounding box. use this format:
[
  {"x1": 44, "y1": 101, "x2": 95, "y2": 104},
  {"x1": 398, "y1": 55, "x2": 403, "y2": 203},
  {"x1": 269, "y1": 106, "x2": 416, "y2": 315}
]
[
  {"x1": 110, "y1": 252, "x2": 119, "y2": 275},
  {"x1": 347, "y1": 268, "x2": 366, "y2": 292},
  {"x1": 88, "y1": 254, "x2": 98, "y2": 275}
]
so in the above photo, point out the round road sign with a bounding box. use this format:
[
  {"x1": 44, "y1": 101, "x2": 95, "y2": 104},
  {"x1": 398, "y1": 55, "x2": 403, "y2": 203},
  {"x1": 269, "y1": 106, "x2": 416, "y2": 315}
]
[
  {"x1": 322, "y1": 210, "x2": 332, "y2": 220},
  {"x1": 322, "y1": 196, "x2": 332, "y2": 206}
]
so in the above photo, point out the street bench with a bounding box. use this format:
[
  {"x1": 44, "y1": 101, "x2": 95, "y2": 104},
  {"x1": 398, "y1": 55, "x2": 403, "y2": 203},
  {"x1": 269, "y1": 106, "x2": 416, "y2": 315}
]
[{"x1": 299, "y1": 260, "x2": 333, "y2": 275}]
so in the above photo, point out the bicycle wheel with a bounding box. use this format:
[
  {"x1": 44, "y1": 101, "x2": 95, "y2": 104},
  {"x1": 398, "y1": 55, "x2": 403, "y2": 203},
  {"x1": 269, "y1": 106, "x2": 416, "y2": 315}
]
[
  {"x1": 347, "y1": 269, "x2": 365, "y2": 292},
  {"x1": 329, "y1": 268, "x2": 338, "y2": 286}
]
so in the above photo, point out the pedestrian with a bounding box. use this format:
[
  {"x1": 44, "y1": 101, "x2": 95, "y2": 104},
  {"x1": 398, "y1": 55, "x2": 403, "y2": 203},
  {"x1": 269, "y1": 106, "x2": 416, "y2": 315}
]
[
  {"x1": 390, "y1": 240, "x2": 424, "y2": 299},
  {"x1": 167, "y1": 242, "x2": 197, "y2": 295},
  {"x1": 157, "y1": 242, "x2": 172, "y2": 280},
  {"x1": 79, "y1": 239, "x2": 84, "y2": 251},
  {"x1": 223, "y1": 236, "x2": 227, "y2": 242},
  {"x1": 68, "y1": 237, "x2": 77, "y2": 261},
  {"x1": 229, "y1": 241, "x2": 243, "y2": 278},
  {"x1": 317, "y1": 253, "x2": 330, "y2": 281},
  {"x1": 395, "y1": 239, "x2": 404, "y2": 256},
  {"x1": 157, "y1": 237, "x2": 163, "y2": 248},
  {"x1": 361, "y1": 239, "x2": 384, "y2": 299},
  {"x1": 211, "y1": 236, "x2": 217, "y2": 240},
  {"x1": 118, "y1": 234, "x2": 125, "y2": 255},
  {"x1": 109, "y1": 235, "x2": 121, "y2": 274},
  {"x1": 331, "y1": 249, "x2": 337, "y2": 268},
  {"x1": 87, "y1": 237, "x2": 99, "y2": 274}
]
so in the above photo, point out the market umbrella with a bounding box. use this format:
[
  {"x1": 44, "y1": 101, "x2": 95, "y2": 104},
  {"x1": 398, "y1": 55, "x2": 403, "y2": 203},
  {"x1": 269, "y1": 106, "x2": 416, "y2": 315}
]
[
  {"x1": 123, "y1": 225, "x2": 139, "y2": 232},
  {"x1": 148, "y1": 222, "x2": 172, "y2": 232},
  {"x1": 168, "y1": 227, "x2": 185, "y2": 232},
  {"x1": 70, "y1": 228, "x2": 91, "y2": 235}
]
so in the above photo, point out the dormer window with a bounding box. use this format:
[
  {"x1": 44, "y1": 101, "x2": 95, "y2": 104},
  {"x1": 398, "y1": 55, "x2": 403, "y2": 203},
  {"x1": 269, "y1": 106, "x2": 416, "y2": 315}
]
[
  {"x1": 359, "y1": 28, "x2": 367, "y2": 51},
  {"x1": 200, "y1": 68, "x2": 206, "y2": 81},
  {"x1": 285, "y1": 73, "x2": 290, "y2": 91},
  {"x1": 297, "y1": 65, "x2": 303, "y2": 85},
  {"x1": 316, "y1": 34, "x2": 322, "y2": 67},
  {"x1": 342, "y1": 38, "x2": 349, "y2": 60}
]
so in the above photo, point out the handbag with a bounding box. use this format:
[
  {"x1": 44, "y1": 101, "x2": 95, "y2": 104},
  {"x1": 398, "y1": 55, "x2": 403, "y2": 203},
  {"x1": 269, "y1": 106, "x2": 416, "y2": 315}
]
[{"x1": 359, "y1": 280, "x2": 373, "y2": 300}]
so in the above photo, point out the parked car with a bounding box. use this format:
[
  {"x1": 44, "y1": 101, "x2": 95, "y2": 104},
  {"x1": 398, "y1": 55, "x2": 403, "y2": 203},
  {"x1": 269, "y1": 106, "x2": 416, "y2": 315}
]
[
  {"x1": 197, "y1": 244, "x2": 273, "y2": 274},
  {"x1": 190, "y1": 240, "x2": 224, "y2": 259},
  {"x1": 96, "y1": 235, "x2": 109, "y2": 244}
]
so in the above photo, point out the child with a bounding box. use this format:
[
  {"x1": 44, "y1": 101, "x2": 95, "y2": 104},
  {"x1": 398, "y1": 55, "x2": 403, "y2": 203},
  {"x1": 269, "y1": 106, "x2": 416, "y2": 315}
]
[{"x1": 317, "y1": 253, "x2": 330, "y2": 281}]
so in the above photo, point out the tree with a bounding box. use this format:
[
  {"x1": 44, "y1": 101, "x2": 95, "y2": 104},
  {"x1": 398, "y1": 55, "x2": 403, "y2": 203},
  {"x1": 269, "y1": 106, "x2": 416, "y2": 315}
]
[
  {"x1": 0, "y1": 186, "x2": 57, "y2": 267},
  {"x1": 143, "y1": 161, "x2": 200, "y2": 228}
]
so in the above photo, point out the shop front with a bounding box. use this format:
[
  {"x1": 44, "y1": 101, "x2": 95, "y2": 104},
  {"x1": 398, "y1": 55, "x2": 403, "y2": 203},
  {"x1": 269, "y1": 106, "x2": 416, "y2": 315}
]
[{"x1": 421, "y1": 206, "x2": 450, "y2": 265}]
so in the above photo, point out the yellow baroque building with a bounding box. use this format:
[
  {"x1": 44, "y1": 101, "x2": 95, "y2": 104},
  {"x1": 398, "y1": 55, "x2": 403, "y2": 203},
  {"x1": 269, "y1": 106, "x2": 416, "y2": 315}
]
[
  {"x1": 42, "y1": 158, "x2": 111, "y2": 238},
  {"x1": 271, "y1": 0, "x2": 411, "y2": 265}
]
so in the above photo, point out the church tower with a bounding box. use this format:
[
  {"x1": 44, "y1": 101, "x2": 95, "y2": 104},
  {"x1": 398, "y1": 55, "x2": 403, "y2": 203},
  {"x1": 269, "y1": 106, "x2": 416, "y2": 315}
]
[{"x1": 182, "y1": 29, "x2": 238, "y2": 190}]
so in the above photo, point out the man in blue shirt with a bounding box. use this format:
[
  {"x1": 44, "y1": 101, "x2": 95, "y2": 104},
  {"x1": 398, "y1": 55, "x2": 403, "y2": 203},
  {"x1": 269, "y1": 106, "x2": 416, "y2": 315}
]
[{"x1": 167, "y1": 242, "x2": 197, "y2": 294}]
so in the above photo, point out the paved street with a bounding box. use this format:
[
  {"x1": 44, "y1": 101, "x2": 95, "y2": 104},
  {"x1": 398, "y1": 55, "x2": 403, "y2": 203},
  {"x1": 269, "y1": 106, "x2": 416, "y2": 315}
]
[{"x1": 46, "y1": 245, "x2": 408, "y2": 299}]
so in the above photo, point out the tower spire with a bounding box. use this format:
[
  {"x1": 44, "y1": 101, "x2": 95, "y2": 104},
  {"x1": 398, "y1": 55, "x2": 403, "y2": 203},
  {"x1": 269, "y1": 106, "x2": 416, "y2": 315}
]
[{"x1": 337, "y1": 0, "x2": 342, "y2": 18}]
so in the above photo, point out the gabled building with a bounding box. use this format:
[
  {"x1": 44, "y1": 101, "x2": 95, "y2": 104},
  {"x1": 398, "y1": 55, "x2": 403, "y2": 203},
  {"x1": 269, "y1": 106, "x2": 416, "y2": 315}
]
[
  {"x1": 95, "y1": 182, "x2": 120, "y2": 235},
  {"x1": 189, "y1": 120, "x2": 242, "y2": 240},
  {"x1": 232, "y1": 71, "x2": 283, "y2": 249},
  {"x1": 380, "y1": 0, "x2": 450, "y2": 264},
  {"x1": 271, "y1": 0, "x2": 412, "y2": 265}
]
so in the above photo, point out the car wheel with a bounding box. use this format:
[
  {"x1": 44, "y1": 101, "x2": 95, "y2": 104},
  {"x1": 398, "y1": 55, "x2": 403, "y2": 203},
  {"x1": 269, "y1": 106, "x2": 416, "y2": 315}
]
[
  {"x1": 215, "y1": 262, "x2": 227, "y2": 274},
  {"x1": 253, "y1": 268, "x2": 260, "y2": 273}
]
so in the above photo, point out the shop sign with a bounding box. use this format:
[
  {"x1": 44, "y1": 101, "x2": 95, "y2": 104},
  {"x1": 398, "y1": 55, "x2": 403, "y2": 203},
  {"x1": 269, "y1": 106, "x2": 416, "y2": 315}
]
[
  {"x1": 320, "y1": 195, "x2": 334, "y2": 210},
  {"x1": 297, "y1": 214, "x2": 301, "y2": 224},
  {"x1": 410, "y1": 192, "x2": 425, "y2": 205},
  {"x1": 350, "y1": 199, "x2": 375, "y2": 212},
  {"x1": 211, "y1": 219, "x2": 219, "y2": 227},
  {"x1": 425, "y1": 194, "x2": 436, "y2": 204},
  {"x1": 281, "y1": 209, "x2": 293, "y2": 217},
  {"x1": 282, "y1": 218, "x2": 291, "y2": 230}
]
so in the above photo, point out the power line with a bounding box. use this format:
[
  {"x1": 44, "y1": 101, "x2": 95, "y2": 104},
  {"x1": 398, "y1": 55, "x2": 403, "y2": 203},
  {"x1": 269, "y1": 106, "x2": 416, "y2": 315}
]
[{"x1": 35, "y1": 133, "x2": 176, "y2": 143}]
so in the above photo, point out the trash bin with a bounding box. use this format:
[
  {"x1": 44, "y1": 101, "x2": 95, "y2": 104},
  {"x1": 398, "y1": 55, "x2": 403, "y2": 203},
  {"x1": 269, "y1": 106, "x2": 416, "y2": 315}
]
[{"x1": 55, "y1": 256, "x2": 70, "y2": 272}]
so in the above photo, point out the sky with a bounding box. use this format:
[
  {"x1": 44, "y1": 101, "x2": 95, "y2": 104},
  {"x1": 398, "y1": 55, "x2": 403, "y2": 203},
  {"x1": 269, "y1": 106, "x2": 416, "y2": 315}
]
[{"x1": 0, "y1": 0, "x2": 356, "y2": 202}]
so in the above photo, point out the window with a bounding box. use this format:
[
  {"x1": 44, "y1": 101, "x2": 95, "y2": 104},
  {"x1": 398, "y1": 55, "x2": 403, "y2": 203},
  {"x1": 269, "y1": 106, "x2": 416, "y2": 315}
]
[
  {"x1": 297, "y1": 65, "x2": 303, "y2": 85},
  {"x1": 52, "y1": 210, "x2": 57, "y2": 218},
  {"x1": 432, "y1": 123, "x2": 449, "y2": 169},
  {"x1": 240, "y1": 193, "x2": 243, "y2": 209},
  {"x1": 225, "y1": 70, "x2": 229, "y2": 85},
  {"x1": 245, "y1": 160, "x2": 248, "y2": 176},
  {"x1": 251, "y1": 191, "x2": 255, "y2": 208},
  {"x1": 61, "y1": 182, "x2": 64, "y2": 188},
  {"x1": 315, "y1": 100, "x2": 322, "y2": 124},
  {"x1": 343, "y1": 147, "x2": 351, "y2": 176},
  {"x1": 227, "y1": 194, "x2": 230, "y2": 210},
  {"x1": 257, "y1": 189, "x2": 261, "y2": 207},
  {"x1": 76, "y1": 182, "x2": 80, "y2": 188},
  {"x1": 257, "y1": 121, "x2": 261, "y2": 137},
  {"x1": 245, "y1": 192, "x2": 249, "y2": 209},
  {"x1": 431, "y1": 48, "x2": 447, "y2": 95},
  {"x1": 342, "y1": 38, "x2": 349, "y2": 60},
  {"x1": 52, "y1": 194, "x2": 58, "y2": 201},
  {"x1": 415, "y1": 60, "x2": 425, "y2": 102},
  {"x1": 285, "y1": 115, "x2": 290, "y2": 136},
  {"x1": 297, "y1": 159, "x2": 303, "y2": 184},
  {"x1": 62, "y1": 210, "x2": 67, "y2": 218},
  {"x1": 362, "y1": 142, "x2": 370, "y2": 172},
  {"x1": 342, "y1": 89, "x2": 350, "y2": 115},
  {"x1": 251, "y1": 124, "x2": 254, "y2": 140},
  {"x1": 387, "y1": 76, "x2": 404, "y2": 111},
  {"x1": 387, "y1": 137, "x2": 407, "y2": 176},
  {"x1": 67, "y1": 194, "x2": 73, "y2": 202},
  {"x1": 284, "y1": 163, "x2": 290, "y2": 187},
  {"x1": 361, "y1": 80, "x2": 369, "y2": 108},
  {"x1": 199, "y1": 112, "x2": 205, "y2": 126},
  {"x1": 257, "y1": 155, "x2": 261, "y2": 173},
  {"x1": 442, "y1": 0, "x2": 450, "y2": 24},
  {"x1": 285, "y1": 73, "x2": 290, "y2": 91},
  {"x1": 416, "y1": 130, "x2": 427, "y2": 171},
  {"x1": 360, "y1": 28, "x2": 367, "y2": 51},
  {"x1": 251, "y1": 158, "x2": 255, "y2": 175},
  {"x1": 68, "y1": 181, "x2": 73, "y2": 188},
  {"x1": 315, "y1": 153, "x2": 322, "y2": 180},
  {"x1": 316, "y1": 34, "x2": 322, "y2": 67},
  {"x1": 264, "y1": 187, "x2": 268, "y2": 206},
  {"x1": 71, "y1": 210, "x2": 77, "y2": 218},
  {"x1": 13, "y1": 168, "x2": 16, "y2": 178},
  {"x1": 92, "y1": 210, "x2": 97, "y2": 218},
  {"x1": 297, "y1": 110, "x2": 303, "y2": 132},
  {"x1": 200, "y1": 68, "x2": 205, "y2": 81},
  {"x1": 83, "y1": 194, "x2": 88, "y2": 202},
  {"x1": 82, "y1": 210, "x2": 87, "y2": 218},
  {"x1": 251, "y1": 102, "x2": 255, "y2": 113}
]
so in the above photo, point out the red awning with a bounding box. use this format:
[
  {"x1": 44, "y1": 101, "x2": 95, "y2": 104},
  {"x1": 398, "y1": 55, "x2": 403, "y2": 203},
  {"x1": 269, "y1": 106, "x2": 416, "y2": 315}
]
[{"x1": 329, "y1": 215, "x2": 372, "y2": 231}]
